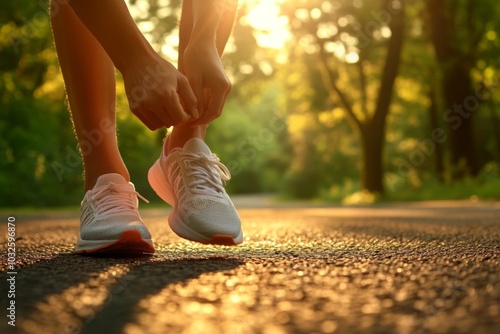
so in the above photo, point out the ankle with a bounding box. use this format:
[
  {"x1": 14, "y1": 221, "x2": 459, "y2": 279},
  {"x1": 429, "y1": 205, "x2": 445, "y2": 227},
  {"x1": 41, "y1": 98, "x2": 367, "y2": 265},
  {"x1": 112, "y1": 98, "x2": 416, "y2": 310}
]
[
  {"x1": 84, "y1": 169, "x2": 130, "y2": 191},
  {"x1": 167, "y1": 124, "x2": 207, "y2": 153}
]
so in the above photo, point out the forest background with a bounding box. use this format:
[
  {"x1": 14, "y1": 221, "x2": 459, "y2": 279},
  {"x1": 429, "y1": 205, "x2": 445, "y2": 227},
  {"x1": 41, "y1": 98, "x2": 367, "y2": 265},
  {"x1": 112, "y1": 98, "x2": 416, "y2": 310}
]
[{"x1": 1, "y1": 0, "x2": 499, "y2": 208}]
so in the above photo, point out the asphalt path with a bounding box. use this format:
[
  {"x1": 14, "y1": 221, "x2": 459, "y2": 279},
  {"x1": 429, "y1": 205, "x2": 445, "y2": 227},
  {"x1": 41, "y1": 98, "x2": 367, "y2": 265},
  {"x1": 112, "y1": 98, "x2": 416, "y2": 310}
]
[{"x1": 1, "y1": 199, "x2": 499, "y2": 334}]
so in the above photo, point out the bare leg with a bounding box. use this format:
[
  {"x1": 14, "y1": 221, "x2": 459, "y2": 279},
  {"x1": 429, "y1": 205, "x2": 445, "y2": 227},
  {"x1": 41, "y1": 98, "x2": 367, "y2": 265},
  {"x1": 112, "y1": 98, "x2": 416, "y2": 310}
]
[
  {"x1": 166, "y1": 0, "x2": 205, "y2": 153},
  {"x1": 166, "y1": 0, "x2": 236, "y2": 153},
  {"x1": 51, "y1": 1, "x2": 128, "y2": 191}
]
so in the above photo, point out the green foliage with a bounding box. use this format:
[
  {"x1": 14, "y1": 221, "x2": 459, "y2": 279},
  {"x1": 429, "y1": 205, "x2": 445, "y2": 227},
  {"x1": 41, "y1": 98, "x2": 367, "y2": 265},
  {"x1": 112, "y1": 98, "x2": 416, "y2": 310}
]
[
  {"x1": 1, "y1": 0, "x2": 499, "y2": 208},
  {"x1": 0, "y1": 1, "x2": 84, "y2": 207},
  {"x1": 205, "y1": 80, "x2": 291, "y2": 194},
  {"x1": 1, "y1": 96, "x2": 83, "y2": 207},
  {"x1": 383, "y1": 163, "x2": 500, "y2": 201},
  {"x1": 318, "y1": 163, "x2": 500, "y2": 203},
  {"x1": 116, "y1": 111, "x2": 162, "y2": 202}
]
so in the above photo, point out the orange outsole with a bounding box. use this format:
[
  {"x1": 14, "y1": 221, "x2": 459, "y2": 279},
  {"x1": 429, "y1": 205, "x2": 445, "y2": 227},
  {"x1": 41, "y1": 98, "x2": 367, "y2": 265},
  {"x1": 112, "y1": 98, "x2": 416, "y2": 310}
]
[
  {"x1": 190, "y1": 234, "x2": 241, "y2": 246},
  {"x1": 76, "y1": 230, "x2": 155, "y2": 256}
]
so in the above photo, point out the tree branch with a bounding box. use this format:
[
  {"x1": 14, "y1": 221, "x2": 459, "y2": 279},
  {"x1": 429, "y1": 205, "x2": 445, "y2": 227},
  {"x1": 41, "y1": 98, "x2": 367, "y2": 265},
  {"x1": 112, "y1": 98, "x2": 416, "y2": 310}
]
[
  {"x1": 316, "y1": 38, "x2": 362, "y2": 130},
  {"x1": 357, "y1": 55, "x2": 369, "y2": 119},
  {"x1": 372, "y1": 1, "x2": 405, "y2": 129}
]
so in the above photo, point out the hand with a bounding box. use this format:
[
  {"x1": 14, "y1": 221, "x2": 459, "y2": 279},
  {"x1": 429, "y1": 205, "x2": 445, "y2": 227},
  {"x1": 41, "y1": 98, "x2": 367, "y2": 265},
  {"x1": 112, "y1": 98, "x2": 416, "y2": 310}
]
[
  {"x1": 182, "y1": 42, "x2": 232, "y2": 125},
  {"x1": 122, "y1": 56, "x2": 198, "y2": 130}
]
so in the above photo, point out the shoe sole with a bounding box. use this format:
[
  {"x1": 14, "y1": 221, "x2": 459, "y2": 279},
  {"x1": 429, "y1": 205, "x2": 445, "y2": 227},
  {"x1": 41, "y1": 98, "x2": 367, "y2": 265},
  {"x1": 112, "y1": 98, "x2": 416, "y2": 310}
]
[
  {"x1": 168, "y1": 208, "x2": 243, "y2": 246},
  {"x1": 148, "y1": 160, "x2": 243, "y2": 246},
  {"x1": 75, "y1": 230, "x2": 155, "y2": 255}
]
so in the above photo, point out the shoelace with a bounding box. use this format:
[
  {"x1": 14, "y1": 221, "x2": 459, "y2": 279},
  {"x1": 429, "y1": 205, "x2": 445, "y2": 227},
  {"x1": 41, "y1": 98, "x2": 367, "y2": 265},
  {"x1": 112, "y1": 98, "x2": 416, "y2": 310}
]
[
  {"x1": 91, "y1": 182, "x2": 149, "y2": 217},
  {"x1": 177, "y1": 151, "x2": 231, "y2": 196}
]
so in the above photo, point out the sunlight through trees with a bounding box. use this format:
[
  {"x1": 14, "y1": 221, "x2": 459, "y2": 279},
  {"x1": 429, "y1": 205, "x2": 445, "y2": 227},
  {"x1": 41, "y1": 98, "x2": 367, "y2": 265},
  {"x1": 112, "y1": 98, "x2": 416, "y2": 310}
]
[{"x1": 1, "y1": 0, "x2": 499, "y2": 206}]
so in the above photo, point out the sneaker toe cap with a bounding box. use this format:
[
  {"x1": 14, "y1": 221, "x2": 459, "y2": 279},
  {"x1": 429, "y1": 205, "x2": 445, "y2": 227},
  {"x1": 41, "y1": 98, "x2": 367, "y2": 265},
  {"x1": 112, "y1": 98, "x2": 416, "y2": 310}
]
[{"x1": 185, "y1": 205, "x2": 242, "y2": 238}]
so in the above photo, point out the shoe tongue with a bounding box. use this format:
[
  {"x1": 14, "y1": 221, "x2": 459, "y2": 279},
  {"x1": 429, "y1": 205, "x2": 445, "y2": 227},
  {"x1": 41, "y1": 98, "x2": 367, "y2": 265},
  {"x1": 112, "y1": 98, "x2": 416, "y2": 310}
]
[
  {"x1": 183, "y1": 138, "x2": 212, "y2": 156},
  {"x1": 94, "y1": 173, "x2": 128, "y2": 188}
]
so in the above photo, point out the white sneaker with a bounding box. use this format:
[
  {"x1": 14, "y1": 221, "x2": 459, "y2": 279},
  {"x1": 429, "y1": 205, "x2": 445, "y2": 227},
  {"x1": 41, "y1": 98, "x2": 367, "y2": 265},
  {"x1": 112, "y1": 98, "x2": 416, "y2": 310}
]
[
  {"x1": 148, "y1": 138, "x2": 243, "y2": 245},
  {"x1": 76, "y1": 173, "x2": 155, "y2": 255}
]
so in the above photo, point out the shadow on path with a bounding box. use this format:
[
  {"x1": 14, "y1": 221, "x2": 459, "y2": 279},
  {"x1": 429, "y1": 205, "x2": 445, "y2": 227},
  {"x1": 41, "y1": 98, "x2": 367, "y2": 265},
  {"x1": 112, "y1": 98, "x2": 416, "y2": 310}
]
[
  {"x1": 81, "y1": 257, "x2": 242, "y2": 334},
  {"x1": 13, "y1": 253, "x2": 242, "y2": 334}
]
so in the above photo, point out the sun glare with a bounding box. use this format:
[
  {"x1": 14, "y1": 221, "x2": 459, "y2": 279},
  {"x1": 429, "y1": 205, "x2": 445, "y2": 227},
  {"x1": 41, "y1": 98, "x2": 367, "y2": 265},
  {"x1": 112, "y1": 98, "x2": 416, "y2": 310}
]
[
  {"x1": 129, "y1": 0, "x2": 292, "y2": 59},
  {"x1": 245, "y1": 1, "x2": 281, "y2": 31},
  {"x1": 243, "y1": 0, "x2": 291, "y2": 50}
]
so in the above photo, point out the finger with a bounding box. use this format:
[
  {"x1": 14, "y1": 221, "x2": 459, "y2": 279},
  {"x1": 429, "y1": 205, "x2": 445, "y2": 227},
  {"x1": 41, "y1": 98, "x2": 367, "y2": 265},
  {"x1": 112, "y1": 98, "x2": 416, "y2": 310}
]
[
  {"x1": 165, "y1": 91, "x2": 191, "y2": 125},
  {"x1": 178, "y1": 75, "x2": 199, "y2": 119},
  {"x1": 132, "y1": 107, "x2": 164, "y2": 130},
  {"x1": 187, "y1": 76, "x2": 206, "y2": 119},
  {"x1": 193, "y1": 86, "x2": 228, "y2": 125},
  {"x1": 144, "y1": 99, "x2": 176, "y2": 128}
]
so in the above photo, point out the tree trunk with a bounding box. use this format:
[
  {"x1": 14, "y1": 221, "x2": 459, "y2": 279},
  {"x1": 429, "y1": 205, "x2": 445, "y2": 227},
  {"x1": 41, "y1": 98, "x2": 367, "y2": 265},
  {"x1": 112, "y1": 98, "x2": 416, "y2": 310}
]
[
  {"x1": 359, "y1": 1, "x2": 405, "y2": 193},
  {"x1": 361, "y1": 124, "x2": 384, "y2": 193},
  {"x1": 487, "y1": 100, "x2": 500, "y2": 166},
  {"x1": 426, "y1": 0, "x2": 481, "y2": 178},
  {"x1": 314, "y1": 0, "x2": 405, "y2": 194},
  {"x1": 441, "y1": 61, "x2": 480, "y2": 177}
]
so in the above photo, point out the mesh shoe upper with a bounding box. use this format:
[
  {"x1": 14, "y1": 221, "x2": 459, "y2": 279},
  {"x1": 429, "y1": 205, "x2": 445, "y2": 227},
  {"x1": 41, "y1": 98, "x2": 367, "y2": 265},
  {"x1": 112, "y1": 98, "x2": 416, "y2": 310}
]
[
  {"x1": 160, "y1": 138, "x2": 242, "y2": 238},
  {"x1": 80, "y1": 173, "x2": 151, "y2": 241}
]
